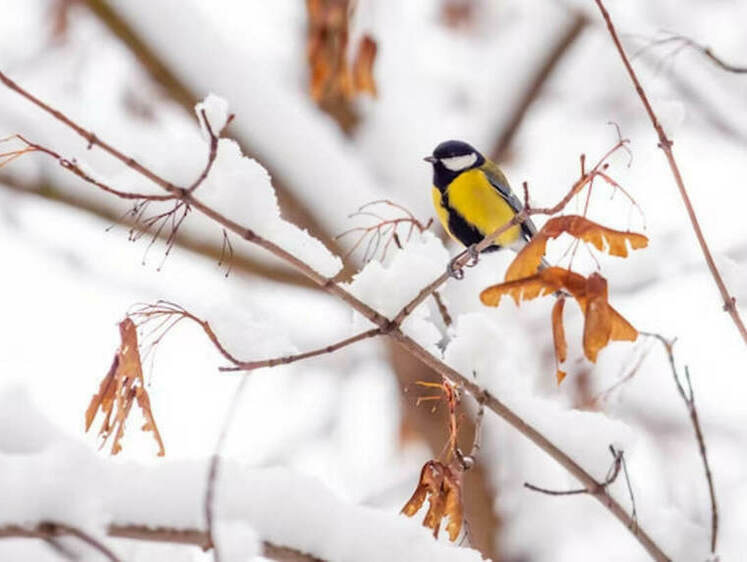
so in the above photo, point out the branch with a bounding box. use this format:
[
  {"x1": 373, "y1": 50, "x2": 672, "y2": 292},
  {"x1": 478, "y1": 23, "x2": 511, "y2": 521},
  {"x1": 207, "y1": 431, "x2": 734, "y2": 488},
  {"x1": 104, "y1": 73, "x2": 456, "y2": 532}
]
[
  {"x1": 0, "y1": 524, "x2": 322, "y2": 562},
  {"x1": 0, "y1": 523, "x2": 121, "y2": 562},
  {"x1": 524, "y1": 444, "x2": 622, "y2": 496},
  {"x1": 593, "y1": 0, "x2": 747, "y2": 345},
  {"x1": 641, "y1": 34, "x2": 747, "y2": 74},
  {"x1": 219, "y1": 328, "x2": 382, "y2": 372},
  {"x1": 490, "y1": 11, "x2": 588, "y2": 162},
  {"x1": 643, "y1": 332, "x2": 719, "y2": 554},
  {"x1": 80, "y1": 0, "x2": 351, "y2": 276},
  {"x1": 0, "y1": 70, "x2": 669, "y2": 561}
]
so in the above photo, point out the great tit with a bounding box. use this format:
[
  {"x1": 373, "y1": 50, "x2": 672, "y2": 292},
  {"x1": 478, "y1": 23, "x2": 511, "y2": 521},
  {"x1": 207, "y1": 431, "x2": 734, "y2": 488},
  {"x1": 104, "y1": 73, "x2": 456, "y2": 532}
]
[{"x1": 425, "y1": 140, "x2": 538, "y2": 275}]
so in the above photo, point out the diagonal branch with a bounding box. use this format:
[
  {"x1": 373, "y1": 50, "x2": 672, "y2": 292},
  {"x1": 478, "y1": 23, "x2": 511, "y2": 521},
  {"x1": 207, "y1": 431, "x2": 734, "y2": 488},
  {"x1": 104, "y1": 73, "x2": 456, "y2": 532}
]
[
  {"x1": 490, "y1": 11, "x2": 589, "y2": 162},
  {"x1": 593, "y1": 0, "x2": 747, "y2": 345},
  {"x1": 0, "y1": 522, "x2": 121, "y2": 562},
  {"x1": 0, "y1": 524, "x2": 322, "y2": 562},
  {"x1": 0, "y1": 69, "x2": 669, "y2": 561}
]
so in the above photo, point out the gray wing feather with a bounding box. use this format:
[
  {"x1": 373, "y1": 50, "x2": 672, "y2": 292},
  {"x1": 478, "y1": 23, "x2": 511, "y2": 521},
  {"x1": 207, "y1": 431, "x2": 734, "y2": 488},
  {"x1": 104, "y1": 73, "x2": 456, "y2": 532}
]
[{"x1": 481, "y1": 160, "x2": 538, "y2": 242}]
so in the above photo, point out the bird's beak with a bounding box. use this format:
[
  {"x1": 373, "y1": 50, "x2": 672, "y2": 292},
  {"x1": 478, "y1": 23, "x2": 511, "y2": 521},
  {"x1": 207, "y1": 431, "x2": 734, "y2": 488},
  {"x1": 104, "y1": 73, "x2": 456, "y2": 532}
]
[{"x1": 423, "y1": 156, "x2": 437, "y2": 164}]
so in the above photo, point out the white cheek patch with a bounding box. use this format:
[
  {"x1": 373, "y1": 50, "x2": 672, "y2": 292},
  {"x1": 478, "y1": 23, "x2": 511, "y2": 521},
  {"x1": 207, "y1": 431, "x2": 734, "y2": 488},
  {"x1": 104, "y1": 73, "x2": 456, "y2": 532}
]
[{"x1": 441, "y1": 153, "x2": 477, "y2": 172}]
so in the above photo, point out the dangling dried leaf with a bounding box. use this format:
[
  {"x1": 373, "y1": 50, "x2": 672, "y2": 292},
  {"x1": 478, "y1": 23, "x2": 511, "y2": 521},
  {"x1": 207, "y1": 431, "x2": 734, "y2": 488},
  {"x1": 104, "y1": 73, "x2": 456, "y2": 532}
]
[
  {"x1": 551, "y1": 297, "x2": 568, "y2": 383},
  {"x1": 582, "y1": 273, "x2": 611, "y2": 362},
  {"x1": 574, "y1": 273, "x2": 638, "y2": 362},
  {"x1": 482, "y1": 267, "x2": 586, "y2": 306},
  {"x1": 482, "y1": 268, "x2": 638, "y2": 373},
  {"x1": 352, "y1": 35, "x2": 377, "y2": 96},
  {"x1": 306, "y1": 0, "x2": 377, "y2": 131},
  {"x1": 505, "y1": 234, "x2": 550, "y2": 282},
  {"x1": 542, "y1": 215, "x2": 648, "y2": 257},
  {"x1": 85, "y1": 318, "x2": 165, "y2": 456},
  {"x1": 401, "y1": 460, "x2": 464, "y2": 541},
  {"x1": 504, "y1": 215, "x2": 647, "y2": 282}
]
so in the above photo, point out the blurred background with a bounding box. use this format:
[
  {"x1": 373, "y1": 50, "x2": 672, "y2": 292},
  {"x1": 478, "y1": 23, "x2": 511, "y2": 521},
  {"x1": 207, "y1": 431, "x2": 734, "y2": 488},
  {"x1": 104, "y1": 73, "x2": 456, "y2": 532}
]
[{"x1": 1, "y1": 0, "x2": 746, "y2": 560}]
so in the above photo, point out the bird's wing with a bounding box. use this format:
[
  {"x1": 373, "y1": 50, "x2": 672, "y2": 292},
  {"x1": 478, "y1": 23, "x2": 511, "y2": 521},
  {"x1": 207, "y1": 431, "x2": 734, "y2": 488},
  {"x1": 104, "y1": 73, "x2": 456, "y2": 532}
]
[{"x1": 480, "y1": 159, "x2": 538, "y2": 241}]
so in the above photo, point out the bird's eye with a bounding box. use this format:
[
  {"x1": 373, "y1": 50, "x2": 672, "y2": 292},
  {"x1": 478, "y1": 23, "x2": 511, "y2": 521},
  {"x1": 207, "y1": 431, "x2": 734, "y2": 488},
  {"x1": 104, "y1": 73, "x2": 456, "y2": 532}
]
[{"x1": 440, "y1": 153, "x2": 477, "y2": 171}]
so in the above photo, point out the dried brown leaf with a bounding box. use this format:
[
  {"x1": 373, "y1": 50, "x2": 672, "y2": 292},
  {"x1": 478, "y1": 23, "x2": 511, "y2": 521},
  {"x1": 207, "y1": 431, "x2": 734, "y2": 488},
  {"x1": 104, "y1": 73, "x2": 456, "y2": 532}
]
[
  {"x1": 505, "y1": 234, "x2": 549, "y2": 281},
  {"x1": 352, "y1": 35, "x2": 377, "y2": 96},
  {"x1": 482, "y1": 269, "x2": 638, "y2": 374},
  {"x1": 552, "y1": 297, "x2": 568, "y2": 370},
  {"x1": 504, "y1": 216, "x2": 647, "y2": 282},
  {"x1": 401, "y1": 461, "x2": 464, "y2": 541},
  {"x1": 84, "y1": 318, "x2": 165, "y2": 456},
  {"x1": 543, "y1": 215, "x2": 648, "y2": 257},
  {"x1": 482, "y1": 267, "x2": 586, "y2": 306}
]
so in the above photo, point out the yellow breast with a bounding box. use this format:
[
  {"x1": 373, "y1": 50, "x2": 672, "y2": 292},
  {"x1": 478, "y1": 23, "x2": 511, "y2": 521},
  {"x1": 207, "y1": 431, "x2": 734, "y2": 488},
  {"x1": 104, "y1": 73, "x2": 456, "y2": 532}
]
[{"x1": 431, "y1": 168, "x2": 521, "y2": 247}]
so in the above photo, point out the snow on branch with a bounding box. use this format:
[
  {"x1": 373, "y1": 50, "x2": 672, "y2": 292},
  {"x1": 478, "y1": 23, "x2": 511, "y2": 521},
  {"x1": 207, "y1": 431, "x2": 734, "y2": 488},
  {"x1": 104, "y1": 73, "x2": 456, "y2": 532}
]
[
  {"x1": 0, "y1": 388, "x2": 482, "y2": 562},
  {"x1": 0, "y1": 69, "x2": 670, "y2": 560}
]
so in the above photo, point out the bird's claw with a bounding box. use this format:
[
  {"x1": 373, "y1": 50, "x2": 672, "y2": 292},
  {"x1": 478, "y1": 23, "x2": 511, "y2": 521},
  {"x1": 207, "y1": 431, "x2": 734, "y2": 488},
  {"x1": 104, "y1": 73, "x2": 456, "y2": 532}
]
[
  {"x1": 447, "y1": 257, "x2": 465, "y2": 280},
  {"x1": 466, "y1": 244, "x2": 480, "y2": 267},
  {"x1": 447, "y1": 245, "x2": 480, "y2": 280}
]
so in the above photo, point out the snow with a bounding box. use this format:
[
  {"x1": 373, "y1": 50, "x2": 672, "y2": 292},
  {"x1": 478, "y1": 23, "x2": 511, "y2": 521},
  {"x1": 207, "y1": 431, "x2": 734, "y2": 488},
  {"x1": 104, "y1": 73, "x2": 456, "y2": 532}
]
[
  {"x1": 0, "y1": 387, "x2": 482, "y2": 562},
  {"x1": 1, "y1": 0, "x2": 747, "y2": 560},
  {"x1": 196, "y1": 132, "x2": 343, "y2": 278},
  {"x1": 195, "y1": 93, "x2": 230, "y2": 139},
  {"x1": 345, "y1": 231, "x2": 448, "y2": 351}
]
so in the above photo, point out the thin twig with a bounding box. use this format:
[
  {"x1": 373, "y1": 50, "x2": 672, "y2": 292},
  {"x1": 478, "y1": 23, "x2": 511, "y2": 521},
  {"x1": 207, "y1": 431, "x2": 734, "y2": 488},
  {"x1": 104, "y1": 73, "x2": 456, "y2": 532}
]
[
  {"x1": 637, "y1": 33, "x2": 747, "y2": 74},
  {"x1": 642, "y1": 332, "x2": 719, "y2": 553},
  {"x1": 188, "y1": 109, "x2": 219, "y2": 192},
  {"x1": 524, "y1": 444, "x2": 623, "y2": 496},
  {"x1": 204, "y1": 376, "x2": 250, "y2": 562},
  {"x1": 432, "y1": 291, "x2": 453, "y2": 327},
  {"x1": 0, "y1": 70, "x2": 670, "y2": 561},
  {"x1": 220, "y1": 328, "x2": 383, "y2": 372},
  {"x1": 593, "y1": 0, "x2": 747, "y2": 345},
  {"x1": 1, "y1": 522, "x2": 122, "y2": 562},
  {"x1": 0, "y1": 524, "x2": 323, "y2": 561}
]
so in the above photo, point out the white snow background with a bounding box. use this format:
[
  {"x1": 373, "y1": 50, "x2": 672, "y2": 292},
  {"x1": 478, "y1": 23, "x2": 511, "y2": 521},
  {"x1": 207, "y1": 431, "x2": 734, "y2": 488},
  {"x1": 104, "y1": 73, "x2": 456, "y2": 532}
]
[{"x1": 0, "y1": 0, "x2": 746, "y2": 561}]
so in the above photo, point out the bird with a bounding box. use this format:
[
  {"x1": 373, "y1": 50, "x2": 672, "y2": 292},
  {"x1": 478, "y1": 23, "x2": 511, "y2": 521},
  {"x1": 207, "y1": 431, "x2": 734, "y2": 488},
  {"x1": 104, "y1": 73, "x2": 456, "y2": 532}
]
[{"x1": 425, "y1": 139, "x2": 539, "y2": 277}]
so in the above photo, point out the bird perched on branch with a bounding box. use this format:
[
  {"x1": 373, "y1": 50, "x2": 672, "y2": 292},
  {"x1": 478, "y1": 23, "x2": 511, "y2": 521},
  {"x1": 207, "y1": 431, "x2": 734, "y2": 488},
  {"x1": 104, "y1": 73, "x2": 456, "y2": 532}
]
[{"x1": 425, "y1": 140, "x2": 538, "y2": 277}]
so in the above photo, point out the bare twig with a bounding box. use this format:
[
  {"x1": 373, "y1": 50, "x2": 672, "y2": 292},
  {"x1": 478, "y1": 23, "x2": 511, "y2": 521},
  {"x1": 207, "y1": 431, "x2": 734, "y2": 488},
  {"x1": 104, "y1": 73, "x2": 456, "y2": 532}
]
[
  {"x1": 524, "y1": 445, "x2": 623, "y2": 496},
  {"x1": 0, "y1": 523, "x2": 322, "y2": 562},
  {"x1": 0, "y1": 70, "x2": 669, "y2": 561},
  {"x1": 204, "y1": 375, "x2": 251, "y2": 562},
  {"x1": 593, "y1": 0, "x2": 747, "y2": 345},
  {"x1": 0, "y1": 522, "x2": 121, "y2": 562},
  {"x1": 637, "y1": 33, "x2": 747, "y2": 74},
  {"x1": 643, "y1": 332, "x2": 719, "y2": 553},
  {"x1": 336, "y1": 200, "x2": 432, "y2": 263},
  {"x1": 189, "y1": 109, "x2": 220, "y2": 193},
  {"x1": 220, "y1": 328, "x2": 383, "y2": 372},
  {"x1": 432, "y1": 291, "x2": 453, "y2": 327}
]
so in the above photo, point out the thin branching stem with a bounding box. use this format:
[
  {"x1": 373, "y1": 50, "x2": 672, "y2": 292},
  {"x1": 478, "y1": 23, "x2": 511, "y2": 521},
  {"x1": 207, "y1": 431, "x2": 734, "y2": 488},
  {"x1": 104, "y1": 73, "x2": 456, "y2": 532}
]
[{"x1": 594, "y1": 0, "x2": 747, "y2": 345}]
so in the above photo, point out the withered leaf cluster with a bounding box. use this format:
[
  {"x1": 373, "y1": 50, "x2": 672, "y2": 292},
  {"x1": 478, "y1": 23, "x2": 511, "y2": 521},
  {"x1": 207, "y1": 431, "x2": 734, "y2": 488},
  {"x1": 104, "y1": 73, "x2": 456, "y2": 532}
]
[
  {"x1": 401, "y1": 460, "x2": 464, "y2": 541},
  {"x1": 307, "y1": 0, "x2": 378, "y2": 104},
  {"x1": 481, "y1": 215, "x2": 647, "y2": 382},
  {"x1": 85, "y1": 318, "x2": 165, "y2": 456}
]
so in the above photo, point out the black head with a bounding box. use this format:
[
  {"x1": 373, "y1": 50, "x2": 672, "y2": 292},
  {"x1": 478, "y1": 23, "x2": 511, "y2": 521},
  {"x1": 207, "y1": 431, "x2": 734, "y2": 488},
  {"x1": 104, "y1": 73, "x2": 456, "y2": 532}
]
[{"x1": 425, "y1": 140, "x2": 485, "y2": 190}]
